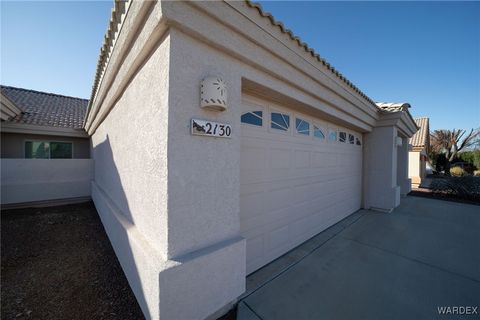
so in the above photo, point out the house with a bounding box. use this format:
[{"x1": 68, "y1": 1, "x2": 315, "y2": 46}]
[
  {"x1": 1, "y1": 85, "x2": 92, "y2": 206},
  {"x1": 408, "y1": 117, "x2": 430, "y2": 187},
  {"x1": 81, "y1": 1, "x2": 419, "y2": 319},
  {"x1": 1, "y1": 85, "x2": 90, "y2": 159}
]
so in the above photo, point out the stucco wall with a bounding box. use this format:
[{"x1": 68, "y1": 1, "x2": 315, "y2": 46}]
[
  {"x1": 409, "y1": 151, "x2": 420, "y2": 177},
  {"x1": 91, "y1": 34, "x2": 170, "y2": 258},
  {"x1": 1, "y1": 132, "x2": 90, "y2": 159},
  {"x1": 409, "y1": 150, "x2": 427, "y2": 186},
  {"x1": 1, "y1": 158, "x2": 93, "y2": 205},
  {"x1": 363, "y1": 126, "x2": 400, "y2": 211},
  {"x1": 89, "y1": 2, "x2": 170, "y2": 316},
  {"x1": 85, "y1": 1, "x2": 417, "y2": 319},
  {"x1": 397, "y1": 137, "x2": 411, "y2": 195}
]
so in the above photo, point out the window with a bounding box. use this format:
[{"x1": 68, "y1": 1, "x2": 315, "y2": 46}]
[
  {"x1": 328, "y1": 130, "x2": 337, "y2": 142},
  {"x1": 51, "y1": 142, "x2": 73, "y2": 159},
  {"x1": 349, "y1": 134, "x2": 355, "y2": 144},
  {"x1": 271, "y1": 112, "x2": 290, "y2": 131},
  {"x1": 295, "y1": 118, "x2": 310, "y2": 135},
  {"x1": 25, "y1": 141, "x2": 73, "y2": 159},
  {"x1": 314, "y1": 126, "x2": 325, "y2": 139},
  {"x1": 25, "y1": 141, "x2": 49, "y2": 159},
  {"x1": 339, "y1": 132, "x2": 347, "y2": 143},
  {"x1": 241, "y1": 111, "x2": 263, "y2": 126},
  {"x1": 356, "y1": 137, "x2": 362, "y2": 146}
]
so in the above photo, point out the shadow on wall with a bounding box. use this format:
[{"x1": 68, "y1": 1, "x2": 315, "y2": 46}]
[{"x1": 92, "y1": 134, "x2": 151, "y2": 320}]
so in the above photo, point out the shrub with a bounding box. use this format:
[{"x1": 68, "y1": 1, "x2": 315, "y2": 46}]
[
  {"x1": 431, "y1": 153, "x2": 448, "y2": 173},
  {"x1": 474, "y1": 170, "x2": 480, "y2": 177},
  {"x1": 455, "y1": 150, "x2": 480, "y2": 170},
  {"x1": 450, "y1": 166, "x2": 466, "y2": 177},
  {"x1": 475, "y1": 150, "x2": 480, "y2": 170}
]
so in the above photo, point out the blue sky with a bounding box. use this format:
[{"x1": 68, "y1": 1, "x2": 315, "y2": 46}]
[
  {"x1": 1, "y1": 1, "x2": 479, "y2": 130},
  {"x1": 1, "y1": 1, "x2": 112, "y2": 98}
]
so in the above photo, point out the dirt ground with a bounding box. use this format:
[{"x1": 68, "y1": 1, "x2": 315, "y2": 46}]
[{"x1": 1, "y1": 202, "x2": 144, "y2": 320}]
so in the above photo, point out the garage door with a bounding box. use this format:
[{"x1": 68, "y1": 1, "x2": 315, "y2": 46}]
[{"x1": 240, "y1": 98, "x2": 363, "y2": 274}]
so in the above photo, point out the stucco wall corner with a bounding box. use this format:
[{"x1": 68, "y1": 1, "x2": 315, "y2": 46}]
[{"x1": 158, "y1": 237, "x2": 246, "y2": 319}]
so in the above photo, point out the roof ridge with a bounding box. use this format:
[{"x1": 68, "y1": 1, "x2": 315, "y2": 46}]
[
  {"x1": 245, "y1": 0, "x2": 377, "y2": 108},
  {"x1": 1, "y1": 85, "x2": 89, "y2": 101}
]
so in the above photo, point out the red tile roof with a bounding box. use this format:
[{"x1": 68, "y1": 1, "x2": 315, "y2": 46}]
[
  {"x1": 410, "y1": 117, "x2": 429, "y2": 148},
  {"x1": 1, "y1": 85, "x2": 88, "y2": 129}
]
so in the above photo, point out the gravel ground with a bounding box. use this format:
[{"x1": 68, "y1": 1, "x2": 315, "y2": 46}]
[{"x1": 1, "y1": 202, "x2": 144, "y2": 320}]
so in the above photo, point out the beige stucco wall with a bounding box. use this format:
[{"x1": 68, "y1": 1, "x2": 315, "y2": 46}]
[
  {"x1": 1, "y1": 158, "x2": 93, "y2": 205},
  {"x1": 89, "y1": 3, "x2": 170, "y2": 316},
  {"x1": 409, "y1": 151, "x2": 422, "y2": 185},
  {"x1": 1, "y1": 132, "x2": 90, "y2": 159},
  {"x1": 363, "y1": 126, "x2": 400, "y2": 211},
  {"x1": 397, "y1": 137, "x2": 411, "y2": 195},
  {"x1": 409, "y1": 151, "x2": 420, "y2": 176},
  {"x1": 84, "y1": 1, "x2": 418, "y2": 319}
]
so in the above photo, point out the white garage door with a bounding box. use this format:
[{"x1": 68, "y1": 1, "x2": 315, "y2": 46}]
[{"x1": 240, "y1": 98, "x2": 363, "y2": 274}]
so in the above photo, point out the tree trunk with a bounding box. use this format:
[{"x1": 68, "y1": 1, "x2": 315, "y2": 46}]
[
  {"x1": 446, "y1": 150, "x2": 459, "y2": 175},
  {"x1": 445, "y1": 161, "x2": 451, "y2": 175}
]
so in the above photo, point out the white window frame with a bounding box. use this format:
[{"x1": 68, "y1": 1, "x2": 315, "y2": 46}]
[
  {"x1": 356, "y1": 135, "x2": 363, "y2": 146},
  {"x1": 338, "y1": 131, "x2": 348, "y2": 143},
  {"x1": 348, "y1": 133, "x2": 355, "y2": 145},
  {"x1": 294, "y1": 115, "x2": 311, "y2": 137},
  {"x1": 312, "y1": 123, "x2": 327, "y2": 141},
  {"x1": 328, "y1": 128, "x2": 338, "y2": 143},
  {"x1": 241, "y1": 110, "x2": 264, "y2": 128},
  {"x1": 241, "y1": 99, "x2": 266, "y2": 132},
  {"x1": 269, "y1": 107, "x2": 292, "y2": 135}
]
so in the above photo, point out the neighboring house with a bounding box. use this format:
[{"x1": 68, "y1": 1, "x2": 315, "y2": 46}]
[
  {"x1": 408, "y1": 117, "x2": 430, "y2": 187},
  {"x1": 83, "y1": 1, "x2": 419, "y2": 319},
  {"x1": 1, "y1": 85, "x2": 92, "y2": 206},
  {"x1": 1, "y1": 85, "x2": 90, "y2": 159}
]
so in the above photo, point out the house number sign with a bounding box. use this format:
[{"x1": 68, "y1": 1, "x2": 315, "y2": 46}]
[{"x1": 191, "y1": 119, "x2": 232, "y2": 138}]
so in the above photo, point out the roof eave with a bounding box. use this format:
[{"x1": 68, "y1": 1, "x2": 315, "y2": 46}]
[
  {"x1": 1, "y1": 92, "x2": 23, "y2": 120},
  {"x1": 1, "y1": 122, "x2": 89, "y2": 138},
  {"x1": 376, "y1": 110, "x2": 419, "y2": 138}
]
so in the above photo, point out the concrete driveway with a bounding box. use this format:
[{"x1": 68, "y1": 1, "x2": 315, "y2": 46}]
[{"x1": 238, "y1": 196, "x2": 480, "y2": 320}]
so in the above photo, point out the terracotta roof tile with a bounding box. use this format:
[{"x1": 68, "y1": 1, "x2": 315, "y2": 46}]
[
  {"x1": 1, "y1": 85, "x2": 88, "y2": 129},
  {"x1": 87, "y1": 0, "x2": 129, "y2": 114},
  {"x1": 375, "y1": 102, "x2": 411, "y2": 113},
  {"x1": 410, "y1": 117, "x2": 429, "y2": 148},
  {"x1": 88, "y1": 0, "x2": 381, "y2": 114}
]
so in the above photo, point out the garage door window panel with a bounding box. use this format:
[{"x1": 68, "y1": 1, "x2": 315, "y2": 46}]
[
  {"x1": 328, "y1": 130, "x2": 337, "y2": 142},
  {"x1": 348, "y1": 134, "x2": 355, "y2": 144},
  {"x1": 241, "y1": 111, "x2": 263, "y2": 127},
  {"x1": 339, "y1": 132, "x2": 347, "y2": 143},
  {"x1": 295, "y1": 118, "x2": 310, "y2": 136},
  {"x1": 314, "y1": 125, "x2": 325, "y2": 140},
  {"x1": 271, "y1": 112, "x2": 290, "y2": 131}
]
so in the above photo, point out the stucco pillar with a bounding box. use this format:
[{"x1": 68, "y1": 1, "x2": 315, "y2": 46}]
[
  {"x1": 363, "y1": 126, "x2": 400, "y2": 212},
  {"x1": 397, "y1": 136, "x2": 411, "y2": 196},
  {"x1": 152, "y1": 29, "x2": 246, "y2": 320}
]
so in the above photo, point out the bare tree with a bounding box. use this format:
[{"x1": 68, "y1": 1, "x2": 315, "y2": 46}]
[{"x1": 430, "y1": 129, "x2": 480, "y2": 172}]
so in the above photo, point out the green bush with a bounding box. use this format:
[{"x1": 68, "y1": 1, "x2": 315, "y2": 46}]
[
  {"x1": 475, "y1": 150, "x2": 480, "y2": 170},
  {"x1": 456, "y1": 150, "x2": 480, "y2": 170},
  {"x1": 474, "y1": 170, "x2": 480, "y2": 177},
  {"x1": 431, "y1": 152, "x2": 448, "y2": 173},
  {"x1": 450, "y1": 166, "x2": 466, "y2": 177}
]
